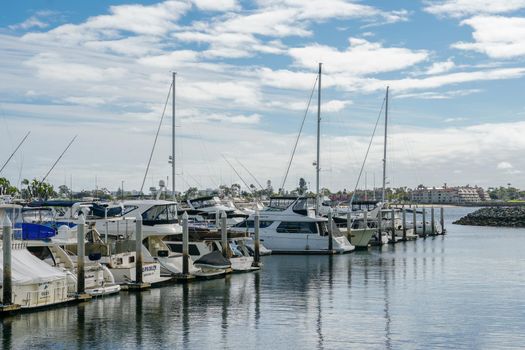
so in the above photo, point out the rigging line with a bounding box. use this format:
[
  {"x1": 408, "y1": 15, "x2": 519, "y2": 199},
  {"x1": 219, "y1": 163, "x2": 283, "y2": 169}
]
[
  {"x1": 235, "y1": 158, "x2": 264, "y2": 190},
  {"x1": 139, "y1": 82, "x2": 173, "y2": 196},
  {"x1": 349, "y1": 96, "x2": 386, "y2": 207},
  {"x1": 280, "y1": 74, "x2": 319, "y2": 191},
  {"x1": 222, "y1": 154, "x2": 255, "y2": 194},
  {"x1": 42, "y1": 135, "x2": 77, "y2": 183},
  {"x1": 0, "y1": 131, "x2": 30, "y2": 175}
]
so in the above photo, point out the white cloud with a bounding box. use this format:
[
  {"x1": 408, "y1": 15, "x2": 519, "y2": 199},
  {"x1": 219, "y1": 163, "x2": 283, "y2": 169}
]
[
  {"x1": 497, "y1": 161, "x2": 513, "y2": 169},
  {"x1": 322, "y1": 99, "x2": 352, "y2": 112},
  {"x1": 356, "y1": 67, "x2": 525, "y2": 92},
  {"x1": 426, "y1": 59, "x2": 455, "y2": 75},
  {"x1": 22, "y1": 1, "x2": 191, "y2": 46},
  {"x1": 288, "y1": 38, "x2": 429, "y2": 75},
  {"x1": 25, "y1": 52, "x2": 127, "y2": 82},
  {"x1": 452, "y1": 16, "x2": 525, "y2": 59},
  {"x1": 192, "y1": 0, "x2": 239, "y2": 11},
  {"x1": 396, "y1": 89, "x2": 481, "y2": 99},
  {"x1": 9, "y1": 16, "x2": 49, "y2": 30},
  {"x1": 424, "y1": 0, "x2": 525, "y2": 18}
]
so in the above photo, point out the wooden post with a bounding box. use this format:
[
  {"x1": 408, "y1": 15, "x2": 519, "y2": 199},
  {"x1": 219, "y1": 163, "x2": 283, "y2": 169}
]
[
  {"x1": 215, "y1": 209, "x2": 220, "y2": 231},
  {"x1": 422, "y1": 208, "x2": 427, "y2": 237},
  {"x1": 431, "y1": 207, "x2": 435, "y2": 235},
  {"x1": 390, "y1": 209, "x2": 396, "y2": 243},
  {"x1": 135, "y1": 215, "x2": 143, "y2": 283},
  {"x1": 440, "y1": 207, "x2": 445, "y2": 234},
  {"x1": 77, "y1": 215, "x2": 86, "y2": 294},
  {"x1": 402, "y1": 208, "x2": 407, "y2": 241},
  {"x1": 377, "y1": 208, "x2": 382, "y2": 244},
  {"x1": 221, "y1": 211, "x2": 229, "y2": 258},
  {"x1": 2, "y1": 215, "x2": 13, "y2": 305},
  {"x1": 254, "y1": 209, "x2": 260, "y2": 265},
  {"x1": 327, "y1": 208, "x2": 333, "y2": 251},
  {"x1": 182, "y1": 211, "x2": 189, "y2": 275},
  {"x1": 346, "y1": 211, "x2": 351, "y2": 238},
  {"x1": 413, "y1": 206, "x2": 417, "y2": 236}
]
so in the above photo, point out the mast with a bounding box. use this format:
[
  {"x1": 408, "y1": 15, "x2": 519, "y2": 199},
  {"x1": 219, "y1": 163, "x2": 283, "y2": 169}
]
[
  {"x1": 381, "y1": 86, "x2": 389, "y2": 203},
  {"x1": 172, "y1": 72, "x2": 176, "y2": 201},
  {"x1": 316, "y1": 62, "x2": 322, "y2": 214}
]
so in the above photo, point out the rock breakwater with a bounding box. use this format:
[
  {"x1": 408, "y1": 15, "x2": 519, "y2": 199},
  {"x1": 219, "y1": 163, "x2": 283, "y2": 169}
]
[{"x1": 453, "y1": 206, "x2": 525, "y2": 227}]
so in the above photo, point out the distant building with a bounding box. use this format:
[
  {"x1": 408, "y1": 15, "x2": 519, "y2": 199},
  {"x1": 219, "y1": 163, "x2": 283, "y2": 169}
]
[{"x1": 411, "y1": 185, "x2": 491, "y2": 204}]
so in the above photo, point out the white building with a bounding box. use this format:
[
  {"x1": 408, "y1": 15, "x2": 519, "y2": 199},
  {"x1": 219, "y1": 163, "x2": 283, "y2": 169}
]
[{"x1": 411, "y1": 185, "x2": 490, "y2": 204}]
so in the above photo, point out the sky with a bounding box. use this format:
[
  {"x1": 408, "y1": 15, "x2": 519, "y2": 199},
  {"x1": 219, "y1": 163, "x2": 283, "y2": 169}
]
[{"x1": 1, "y1": 0, "x2": 525, "y2": 194}]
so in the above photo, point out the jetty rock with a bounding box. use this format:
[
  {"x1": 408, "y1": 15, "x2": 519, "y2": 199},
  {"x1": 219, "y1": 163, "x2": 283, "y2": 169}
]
[{"x1": 453, "y1": 206, "x2": 525, "y2": 227}]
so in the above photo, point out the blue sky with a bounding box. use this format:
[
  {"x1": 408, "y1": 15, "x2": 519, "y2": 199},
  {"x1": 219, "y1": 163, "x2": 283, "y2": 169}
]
[{"x1": 1, "y1": 0, "x2": 525, "y2": 193}]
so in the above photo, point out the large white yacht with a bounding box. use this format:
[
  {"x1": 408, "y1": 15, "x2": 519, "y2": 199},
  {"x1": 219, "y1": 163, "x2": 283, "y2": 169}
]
[
  {"x1": 184, "y1": 196, "x2": 247, "y2": 226},
  {"x1": 230, "y1": 197, "x2": 354, "y2": 254}
]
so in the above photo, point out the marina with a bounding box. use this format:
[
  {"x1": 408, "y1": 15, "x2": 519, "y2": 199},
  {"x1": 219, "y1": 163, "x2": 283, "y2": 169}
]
[
  {"x1": 2, "y1": 1, "x2": 525, "y2": 348},
  {"x1": 2, "y1": 207, "x2": 525, "y2": 349}
]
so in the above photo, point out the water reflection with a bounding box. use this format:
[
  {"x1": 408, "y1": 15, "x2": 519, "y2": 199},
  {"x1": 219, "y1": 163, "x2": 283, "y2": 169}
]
[{"x1": 3, "y1": 207, "x2": 525, "y2": 349}]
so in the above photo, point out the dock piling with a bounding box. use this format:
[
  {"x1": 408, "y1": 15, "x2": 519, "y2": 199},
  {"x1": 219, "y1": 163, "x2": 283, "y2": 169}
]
[
  {"x1": 346, "y1": 211, "x2": 351, "y2": 238},
  {"x1": 391, "y1": 209, "x2": 396, "y2": 243},
  {"x1": 254, "y1": 209, "x2": 260, "y2": 266},
  {"x1": 182, "y1": 211, "x2": 189, "y2": 275},
  {"x1": 215, "y1": 209, "x2": 220, "y2": 231},
  {"x1": 77, "y1": 215, "x2": 86, "y2": 294},
  {"x1": 422, "y1": 208, "x2": 427, "y2": 238},
  {"x1": 377, "y1": 207, "x2": 383, "y2": 244},
  {"x1": 135, "y1": 215, "x2": 143, "y2": 284},
  {"x1": 440, "y1": 207, "x2": 445, "y2": 234},
  {"x1": 431, "y1": 207, "x2": 436, "y2": 235},
  {"x1": 221, "y1": 211, "x2": 230, "y2": 258},
  {"x1": 2, "y1": 215, "x2": 13, "y2": 305},
  {"x1": 328, "y1": 208, "x2": 333, "y2": 251},
  {"x1": 402, "y1": 208, "x2": 407, "y2": 241}
]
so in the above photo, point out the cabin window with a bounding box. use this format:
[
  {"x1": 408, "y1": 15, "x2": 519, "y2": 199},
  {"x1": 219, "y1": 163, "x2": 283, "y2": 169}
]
[
  {"x1": 169, "y1": 243, "x2": 182, "y2": 253},
  {"x1": 27, "y1": 246, "x2": 54, "y2": 262},
  {"x1": 234, "y1": 220, "x2": 273, "y2": 228},
  {"x1": 276, "y1": 221, "x2": 318, "y2": 234},
  {"x1": 142, "y1": 204, "x2": 177, "y2": 221},
  {"x1": 122, "y1": 206, "x2": 139, "y2": 215},
  {"x1": 189, "y1": 245, "x2": 200, "y2": 256}
]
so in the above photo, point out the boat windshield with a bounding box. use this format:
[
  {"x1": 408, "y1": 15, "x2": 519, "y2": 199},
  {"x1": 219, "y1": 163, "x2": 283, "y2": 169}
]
[
  {"x1": 266, "y1": 198, "x2": 296, "y2": 211},
  {"x1": 190, "y1": 197, "x2": 220, "y2": 209},
  {"x1": 142, "y1": 204, "x2": 178, "y2": 221},
  {"x1": 22, "y1": 208, "x2": 54, "y2": 223}
]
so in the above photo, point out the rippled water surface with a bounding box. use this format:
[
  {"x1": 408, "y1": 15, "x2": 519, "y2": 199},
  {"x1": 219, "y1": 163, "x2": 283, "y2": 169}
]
[{"x1": 2, "y1": 207, "x2": 525, "y2": 349}]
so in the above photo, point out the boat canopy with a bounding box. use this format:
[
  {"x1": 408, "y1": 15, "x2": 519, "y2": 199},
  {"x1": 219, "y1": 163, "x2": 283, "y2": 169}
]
[{"x1": 0, "y1": 248, "x2": 66, "y2": 286}]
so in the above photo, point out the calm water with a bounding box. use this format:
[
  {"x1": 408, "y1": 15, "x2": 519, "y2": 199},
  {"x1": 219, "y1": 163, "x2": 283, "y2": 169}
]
[{"x1": 2, "y1": 207, "x2": 525, "y2": 349}]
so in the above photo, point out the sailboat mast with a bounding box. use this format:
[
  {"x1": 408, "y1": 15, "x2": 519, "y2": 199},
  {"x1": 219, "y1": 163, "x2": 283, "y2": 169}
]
[
  {"x1": 172, "y1": 72, "x2": 176, "y2": 201},
  {"x1": 316, "y1": 63, "x2": 322, "y2": 214},
  {"x1": 381, "y1": 86, "x2": 389, "y2": 203}
]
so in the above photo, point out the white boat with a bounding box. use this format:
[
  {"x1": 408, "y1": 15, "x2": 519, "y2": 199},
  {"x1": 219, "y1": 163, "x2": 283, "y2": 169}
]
[
  {"x1": 1, "y1": 204, "x2": 73, "y2": 309},
  {"x1": 0, "y1": 244, "x2": 74, "y2": 308},
  {"x1": 165, "y1": 237, "x2": 258, "y2": 273},
  {"x1": 185, "y1": 196, "x2": 247, "y2": 226},
  {"x1": 230, "y1": 197, "x2": 354, "y2": 254},
  {"x1": 25, "y1": 240, "x2": 121, "y2": 297}
]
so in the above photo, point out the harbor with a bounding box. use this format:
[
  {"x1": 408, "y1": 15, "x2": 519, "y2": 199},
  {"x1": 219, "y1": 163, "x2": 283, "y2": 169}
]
[
  {"x1": 2, "y1": 207, "x2": 525, "y2": 349},
  {"x1": 3, "y1": 1, "x2": 525, "y2": 348}
]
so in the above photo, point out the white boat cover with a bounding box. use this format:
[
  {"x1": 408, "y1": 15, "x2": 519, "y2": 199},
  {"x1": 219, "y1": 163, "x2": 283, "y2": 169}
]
[{"x1": 0, "y1": 247, "x2": 66, "y2": 286}]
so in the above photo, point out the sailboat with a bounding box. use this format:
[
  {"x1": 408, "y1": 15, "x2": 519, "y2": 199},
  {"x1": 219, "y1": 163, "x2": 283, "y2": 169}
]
[{"x1": 231, "y1": 64, "x2": 354, "y2": 254}]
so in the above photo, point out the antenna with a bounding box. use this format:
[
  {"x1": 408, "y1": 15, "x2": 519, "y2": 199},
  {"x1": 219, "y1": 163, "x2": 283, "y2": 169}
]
[{"x1": 42, "y1": 135, "x2": 77, "y2": 183}]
